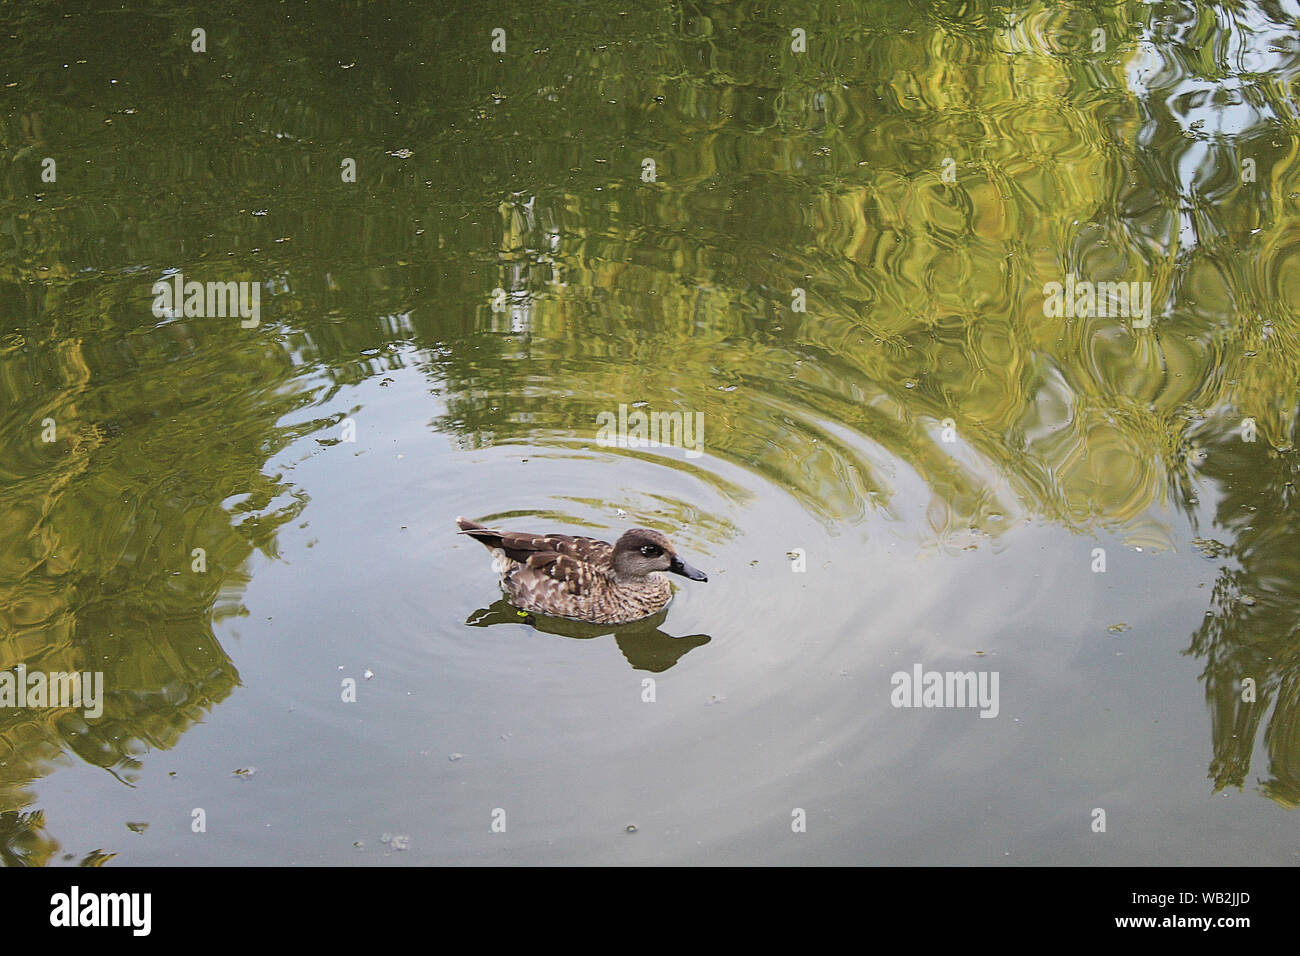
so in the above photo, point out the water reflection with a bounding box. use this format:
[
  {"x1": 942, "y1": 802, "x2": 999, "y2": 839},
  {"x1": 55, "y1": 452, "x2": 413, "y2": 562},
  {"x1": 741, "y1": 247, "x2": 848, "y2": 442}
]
[
  {"x1": 0, "y1": 810, "x2": 112, "y2": 867},
  {"x1": 467, "y1": 600, "x2": 711, "y2": 672},
  {"x1": 1189, "y1": 408, "x2": 1300, "y2": 806},
  {"x1": 0, "y1": 319, "x2": 315, "y2": 843},
  {"x1": 1128, "y1": 0, "x2": 1300, "y2": 806}
]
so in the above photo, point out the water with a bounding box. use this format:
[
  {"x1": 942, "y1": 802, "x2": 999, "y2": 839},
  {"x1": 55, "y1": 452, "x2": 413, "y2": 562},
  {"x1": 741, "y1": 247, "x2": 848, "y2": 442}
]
[{"x1": 2, "y1": 0, "x2": 1299, "y2": 865}]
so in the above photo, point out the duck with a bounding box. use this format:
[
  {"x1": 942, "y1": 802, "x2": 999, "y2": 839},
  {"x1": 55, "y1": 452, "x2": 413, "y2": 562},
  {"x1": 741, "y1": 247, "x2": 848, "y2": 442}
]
[{"x1": 456, "y1": 517, "x2": 708, "y2": 625}]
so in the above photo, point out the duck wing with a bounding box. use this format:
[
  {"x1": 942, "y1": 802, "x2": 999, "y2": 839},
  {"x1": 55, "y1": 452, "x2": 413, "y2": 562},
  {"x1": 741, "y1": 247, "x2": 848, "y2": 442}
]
[
  {"x1": 502, "y1": 533, "x2": 611, "y2": 594},
  {"x1": 458, "y1": 520, "x2": 612, "y2": 595}
]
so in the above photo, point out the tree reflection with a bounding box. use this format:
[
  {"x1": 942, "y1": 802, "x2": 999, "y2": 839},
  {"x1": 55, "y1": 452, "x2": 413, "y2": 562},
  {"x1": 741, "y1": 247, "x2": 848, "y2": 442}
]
[{"x1": 1188, "y1": 408, "x2": 1300, "y2": 804}]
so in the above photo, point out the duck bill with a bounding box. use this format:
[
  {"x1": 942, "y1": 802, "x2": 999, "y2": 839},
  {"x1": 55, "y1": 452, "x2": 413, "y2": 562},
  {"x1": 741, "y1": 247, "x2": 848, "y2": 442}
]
[{"x1": 668, "y1": 556, "x2": 708, "y2": 582}]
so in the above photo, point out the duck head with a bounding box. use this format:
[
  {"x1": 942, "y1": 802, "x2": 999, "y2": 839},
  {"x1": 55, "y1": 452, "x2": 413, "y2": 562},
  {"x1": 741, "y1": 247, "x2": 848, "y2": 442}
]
[{"x1": 612, "y1": 529, "x2": 708, "y2": 582}]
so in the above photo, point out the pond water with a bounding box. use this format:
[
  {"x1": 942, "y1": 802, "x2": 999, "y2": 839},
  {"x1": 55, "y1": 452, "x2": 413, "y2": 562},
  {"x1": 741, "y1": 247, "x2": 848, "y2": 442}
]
[{"x1": 2, "y1": 0, "x2": 1299, "y2": 865}]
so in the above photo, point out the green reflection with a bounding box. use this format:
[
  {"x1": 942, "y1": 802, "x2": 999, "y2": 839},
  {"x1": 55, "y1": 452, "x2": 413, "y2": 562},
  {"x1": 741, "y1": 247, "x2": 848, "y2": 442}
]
[{"x1": 1189, "y1": 409, "x2": 1300, "y2": 806}]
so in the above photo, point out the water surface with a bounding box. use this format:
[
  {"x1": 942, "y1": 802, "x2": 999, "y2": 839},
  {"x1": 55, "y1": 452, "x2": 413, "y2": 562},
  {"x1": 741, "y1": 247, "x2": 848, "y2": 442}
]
[{"x1": 2, "y1": 0, "x2": 1300, "y2": 865}]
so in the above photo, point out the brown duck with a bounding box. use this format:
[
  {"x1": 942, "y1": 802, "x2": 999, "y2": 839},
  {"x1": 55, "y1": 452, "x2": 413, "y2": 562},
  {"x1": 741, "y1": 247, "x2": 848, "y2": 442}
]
[{"x1": 456, "y1": 517, "x2": 708, "y2": 625}]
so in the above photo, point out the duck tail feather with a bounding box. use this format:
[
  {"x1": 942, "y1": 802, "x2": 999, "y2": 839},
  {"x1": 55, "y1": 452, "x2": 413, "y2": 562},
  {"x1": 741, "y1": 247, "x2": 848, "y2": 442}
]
[{"x1": 456, "y1": 517, "x2": 505, "y2": 550}]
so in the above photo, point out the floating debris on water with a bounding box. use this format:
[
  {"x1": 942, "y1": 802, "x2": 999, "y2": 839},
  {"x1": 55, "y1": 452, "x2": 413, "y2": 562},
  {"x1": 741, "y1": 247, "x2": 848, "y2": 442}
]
[{"x1": 1192, "y1": 537, "x2": 1231, "y2": 559}]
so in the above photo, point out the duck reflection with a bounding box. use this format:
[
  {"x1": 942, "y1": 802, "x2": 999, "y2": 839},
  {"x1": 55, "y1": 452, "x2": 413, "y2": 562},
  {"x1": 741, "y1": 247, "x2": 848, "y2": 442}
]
[{"x1": 465, "y1": 600, "x2": 710, "y2": 672}]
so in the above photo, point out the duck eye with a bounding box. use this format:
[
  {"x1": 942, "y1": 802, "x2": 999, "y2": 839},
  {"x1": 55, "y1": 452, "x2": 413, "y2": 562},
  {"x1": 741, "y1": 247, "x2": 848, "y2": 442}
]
[{"x1": 639, "y1": 545, "x2": 661, "y2": 557}]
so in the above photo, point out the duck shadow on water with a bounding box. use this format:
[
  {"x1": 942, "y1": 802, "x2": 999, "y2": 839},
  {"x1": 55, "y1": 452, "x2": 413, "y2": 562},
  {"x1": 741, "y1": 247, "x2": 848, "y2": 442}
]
[{"x1": 465, "y1": 599, "x2": 711, "y2": 673}]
